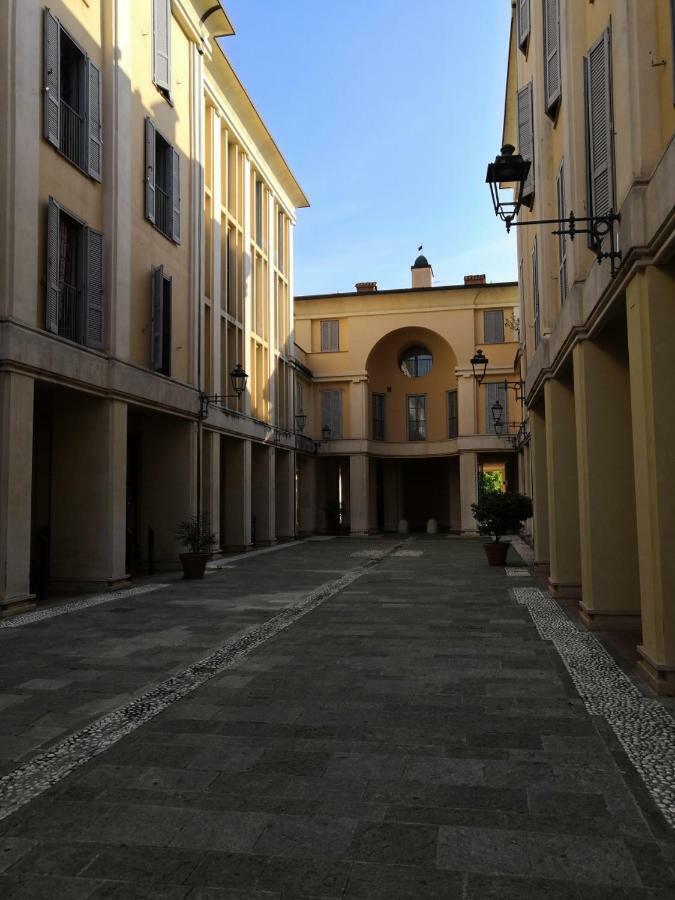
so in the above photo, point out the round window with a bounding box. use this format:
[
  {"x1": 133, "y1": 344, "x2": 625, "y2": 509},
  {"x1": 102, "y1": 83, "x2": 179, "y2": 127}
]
[{"x1": 400, "y1": 345, "x2": 433, "y2": 378}]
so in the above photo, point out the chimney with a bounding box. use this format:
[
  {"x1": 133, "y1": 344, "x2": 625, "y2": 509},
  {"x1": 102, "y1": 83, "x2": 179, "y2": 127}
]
[
  {"x1": 411, "y1": 253, "x2": 433, "y2": 289},
  {"x1": 355, "y1": 282, "x2": 377, "y2": 293},
  {"x1": 464, "y1": 274, "x2": 486, "y2": 285}
]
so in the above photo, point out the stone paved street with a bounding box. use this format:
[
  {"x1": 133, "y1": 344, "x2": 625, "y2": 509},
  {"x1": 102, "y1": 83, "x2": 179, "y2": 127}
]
[{"x1": 1, "y1": 537, "x2": 675, "y2": 898}]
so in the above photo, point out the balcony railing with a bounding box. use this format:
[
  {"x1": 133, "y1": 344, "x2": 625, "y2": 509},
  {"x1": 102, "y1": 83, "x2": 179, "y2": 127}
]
[
  {"x1": 60, "y1": 99, "x2": 84, "y2": 169},
  {"x1": 58, "y1": 282, "x2": 80, "y2": 343},
  {"x1": 408, "y1": 421, "x2": 427, "y2": 441},
  {"x1": 155, "y1": 184, "x2": 171, "y2": 237}
]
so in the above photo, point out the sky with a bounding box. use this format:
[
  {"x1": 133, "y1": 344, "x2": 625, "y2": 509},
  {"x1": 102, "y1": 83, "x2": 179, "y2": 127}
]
[{"x1": 219, "y1": 0, "x2": 516, "y2": 296}]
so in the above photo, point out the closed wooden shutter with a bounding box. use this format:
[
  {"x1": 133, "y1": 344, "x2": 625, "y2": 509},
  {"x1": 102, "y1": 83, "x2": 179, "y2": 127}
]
[
  {"x1": 517, "y1": 0, "x2": 530, "y2": 51},
  {"x1": 544, "y1": 0, "x2": 561, "y2": 113},
  {"x1": 320, "y1": 320, "x2": 339, "y2": 352},
  {"x1": 87, "y1": 59, "x2": 102, "y2": 181},
  {"x1": 152, "y1": 0, "x2": 171, "y2": 92},
  {"x1": 151, "y1": 265, "x2": 164, "y2": 371},
  {"x1": 43, "y1": 9, "x2": 61, "y2": 147},
  {"x1": 585, "y1": 30, "x2": 614, "y2": 223},
  {"x1": 447, "y1": 390, "x2": 458, "y2": 439},
  {"x1": 484, "y1": 310, "x2": 505, "y2": 343},
  {"x1": 46, "y1": 197, "x2": 60, "y2": 334},
  {"x1": 85, "y1": 227, "x2": 104, "y2": 349},
  {"x1": 485, "y1": 383, "x2": 507, "y2": 435},
  {"x1": 172, "y1": 147, "x2": 181, "y2": 244},
  {"x1": 517, "y1": 82, "x2": 534, "y2": 201},
  {"x1": 145, "y1": 118, "x2": 156, "y2": 224}
]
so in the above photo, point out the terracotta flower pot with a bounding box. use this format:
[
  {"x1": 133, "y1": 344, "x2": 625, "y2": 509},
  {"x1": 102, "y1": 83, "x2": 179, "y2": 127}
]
[
  {"x1": 179, "y1": 552, "x2": 210, "y2": 579},
  {"x1": 483, "y1": 541, "x2": 509, "y2": 566}
]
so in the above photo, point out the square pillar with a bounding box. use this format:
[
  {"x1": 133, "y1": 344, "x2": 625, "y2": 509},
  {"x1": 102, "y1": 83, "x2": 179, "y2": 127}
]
[
  {"x1": 349, "y1": 454, "x2": 370, "y2": 535},
  {"x1": 252, "y1": 444, "x2": 276, "y2": 546},
  {"x1": 383, "y1": 460, "x2": 401, "y2": 532},
  {"x1": 544, "y1": 377, "x2": 581, "y2": 598},
  {"x1": 0, "y1": 372, "x2": 35, "y2": 613},
  {"x1": 457, "y1": 374, "x2": 476, "y2": 435},
  {"x1": 459, "y1": 451, "x2": 478, "y2": 534},
  {"x1": 573, "y1": 335, "x2": 640, "y2": 630},
  {"x1": 297, "y1": 454, "x2": 317, "y2": 536},
  {"x1": 202, "y1": 429, "x2": 221, "y2": 548},
  {"x1": 275, "y1": 449, "x2": 296, "y2": 541},
  {"x1": 51, "y1": 395, "x2": 129, "y2": 591},
  {"x1": 222, "y1": 438, "x2": 252, "y2": 551},
  {"x1": 627, "y1": 266, "x2": 675, "y2": 693},
  {"x1": 529, "y1": 404, "x2": 550, "y2": 575}
]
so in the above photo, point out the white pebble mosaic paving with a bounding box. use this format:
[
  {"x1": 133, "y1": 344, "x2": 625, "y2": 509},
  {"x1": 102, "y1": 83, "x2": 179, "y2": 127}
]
[
  {"x1": 505, "y1": 567, "x2": 532, "y2": 577},
  {"x1": 0, "y1": 583, "x2": 169, "y2": 630},
  {"x1": 514, "y1": 585, "x2": 675, "y2": 831},
  {"x1": 0, "y1": 542, "x2": 405, "y2": 821}
]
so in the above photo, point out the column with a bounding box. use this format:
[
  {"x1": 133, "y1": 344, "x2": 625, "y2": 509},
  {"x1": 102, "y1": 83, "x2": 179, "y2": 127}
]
[
  {"x1": 51, "y1": 395, "x2": 129, "y2": 590},
  {"x1": 297, "y1": 454, "x2": 317, "y2": 535},
  {"x1": 457, "y1": 373, "x2": 476, "y2": 435},
  {"x1": 544, "y1": 377, "x2": 581, "y2": 598},
  {"x1": 349, "y1": 454, "x2": 370, "y2": 535},
  {"x1": 459, "y1": 451, "x2": 478, "y2": 533},
  {"x1": 349, "y1": 378, "x2": 369, "y2": 439},
  {"x1": 275, "y1": 449, "x2": 296, "y2": 541},
  {"x1": 626, "y1": 266, "x2": 675, "y2": 693},
  {"x1": 252, "y1": 444, "x2": 276, "y2": 545},
  {"x1": 202, "y1": 429, "x2": 221, "y2": 549},
  {"x1": 0, "y1": 373, "x2": 35, "y2": 613},
  {"x1": 383, "y1": 460, "x2": 400, "y2": 532},
  {"x1": 573, "y1": 336, "x2": 640, "y2": 630},
  {"x1": 529, "y1": 404, "x2": 550, "y2": 575},
  {"x1": 223, "y1": 438, "x2": 252, "y2": 551}
]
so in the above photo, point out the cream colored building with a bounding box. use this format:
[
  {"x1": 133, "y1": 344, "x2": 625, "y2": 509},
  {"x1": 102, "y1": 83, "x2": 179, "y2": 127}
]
[
  {"x1": 293, "y1": 260, "x2": 521, "y2": 536},
  {"x1": 503, "y1": 0, "x2": 675, "y2": 692},
  {"x1": 0, "y1": 0, "x2": 307, "y2": 613}
]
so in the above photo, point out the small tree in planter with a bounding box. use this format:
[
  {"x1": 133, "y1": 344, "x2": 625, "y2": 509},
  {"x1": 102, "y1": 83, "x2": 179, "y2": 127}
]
[
  {"x1": 471, "y1": 491, "x2": 533, "y2": 566},
  {"x1": 175, "y1": 513, "x2": 217, "y2": 579}
]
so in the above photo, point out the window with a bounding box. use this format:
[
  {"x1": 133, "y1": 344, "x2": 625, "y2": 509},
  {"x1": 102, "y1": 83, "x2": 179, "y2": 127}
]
[
  {"x1": 152, "y1": 0, "x2": 171, "y2": 96},
  {"x1": 400, "y1": 345, "x2": 433, "y2": 378},
  {"x1": 145, "y1": 118, "x2": 181, "y2": 243},
  {"x1": 447, "y1": 390, "x2": 458, "y2": 439},
  {"x1": 517, "y1": 0, "x2": 530, "y2": 52},
  {"x1": 484, "y1": 310, "x2": 505, "y2": 343},
  {"x1": 320, "y1": 320, "x2": 339, "y2": 352},
  {"x1": 150, "y1": 265, "x2": 172, "y2": 376},
  {"x1": 585, "y1": 29, "x2": 615, "y2": 251},
  {"x1": 543, "y1": 0, "x2": 562, "y2": 115},
  {"x1": 43, "y1": 10, "x2": 102, "y2": 180},
  {"x1": 372, "y1": 393, "x2": 385, "y2": 440},
  {"x1": 557, "y1": 163, "x2": 568, "y2": 304},
  {"x1": 255, "y1": 180, "x2": 263, "y2": 246},
  {"x1": 320, "y1": 390, "x2": 343, "y2": 439},
  {"x1": 532, "y1": 237, "x2": 541, "y2": 347},
  {"x1": 46, "y1": 197, "x2": 103, "y2": 349},
  {"x1": 407, "y1": 395, "x2": 426, "y2": 441},
  {"x1": 485, "y1": 382, "x2": 507, "y2": 435},
  {"x1": 517, "y1": 82, "x2": 535, "y2": 203}
]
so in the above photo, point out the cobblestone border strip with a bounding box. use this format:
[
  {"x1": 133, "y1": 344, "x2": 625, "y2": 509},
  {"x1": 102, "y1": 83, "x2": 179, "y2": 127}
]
[
  {"x1": 513, "y1": 586, "x2": 675, "y2": 830},
  {"x1": 0, "y1": 542, "x2": 405, "y2": 821},
  {"x1": 0, "y1": 583, "x2": 170, "y2": 630},
  {"x1": 505, "y1": 567, "x2": 531, "y2": 577}
]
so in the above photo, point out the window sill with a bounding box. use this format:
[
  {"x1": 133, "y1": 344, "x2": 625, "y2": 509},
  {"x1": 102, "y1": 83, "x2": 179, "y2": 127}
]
[{"x1": 154, "y1": 82, "x2": 174, "y2": 107}]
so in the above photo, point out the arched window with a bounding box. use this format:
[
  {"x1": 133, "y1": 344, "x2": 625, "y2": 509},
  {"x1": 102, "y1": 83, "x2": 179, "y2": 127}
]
[{"x1": 400, "y1": 345, "x2": 433, "y2": 378}]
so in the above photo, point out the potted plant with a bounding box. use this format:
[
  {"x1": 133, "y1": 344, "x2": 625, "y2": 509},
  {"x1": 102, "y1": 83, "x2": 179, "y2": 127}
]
[
  {"x1": 471, "y1": 491, "x2": 533, "y2": 566},
  {"x1": 175, "y1": 513, "x2": 217, "y2": 579}
]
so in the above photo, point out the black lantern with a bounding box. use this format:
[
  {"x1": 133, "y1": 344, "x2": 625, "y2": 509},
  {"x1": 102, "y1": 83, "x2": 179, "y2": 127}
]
[
  {"x1": 491, "y1": 399, "x2": 504, "y2": 436},
  {"x1": 321, "y1": 425, "x2": 331, "y2": 441},
  {"x1": 470, "y1": 349, "x2": 489, "y2": 384},
  {"x1": 230, "y1": 364, "x2": 248, "y2": 396},
  {"x1": 295, "y1": 411, "x2": 307, "y2": 433},
  {"x1": 485, "y1": 144, "x2": 531, "y2": 227}
]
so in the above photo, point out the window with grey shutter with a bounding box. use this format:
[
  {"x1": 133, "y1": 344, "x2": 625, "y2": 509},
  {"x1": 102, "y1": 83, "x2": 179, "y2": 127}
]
[
  {"x1": 517, "y1": 82, "x2": 535, "y2": 202},
  {"x1": 85, "y1": 227, "x2": 104, "y2": 349},
  {"x1": 150, "y1": 265, "x2": 172, "y2": 375},
  {"x1": 543, "y1": 0, "x2": 561, "y2": 115},
  {"x1": 172, "y1": 148, "x2": 181, "y2": 244},
  {"x1": 557, "y1": 163, "x2": 568, "y2": 304},
  {"x1": 320, "y1": 320, "x2": 339, "y2": 352},
  {"x1": 87, "y1": 59, "x2": 102, "y2": 181},
  {"x1": 152, "y1": 0, "x2": 171, "y2": 94},
  {"x1": 517, "y1": 0, "x2": 530, "y2": 52},
  {"x1": 44, "y1": 10, "x2": 61, "y2": 148},
  {"x1": 145, "y1": 118, "x2": 180, "y2": 243},
  {"x1": 447, "y1": 390, "x2": 458, "y2": 439},
  {"x1": 321, "y1": 390, "x2": 343, "y2": 439},
  {"x1": 145, "y1": 118, "x2": 156, "y2": 224},
  {"x1": 46, "y1": 198, "x2": 60, "y2": 334},
  {"x1": 484, "y1": 309, "x2": 505, "y2": 343},
  {"x1": 532, "y1": 237, "x2": 541, "y2": 346},
  {"x1": 585, "y1": 30, "x2": 615, "y2": 242},
  {"x1": 485, "y1": 382, "x2": 507, "y2": 435},
  {"x1": 372, "y1": 394, "x2": 385, "y2": 440}
]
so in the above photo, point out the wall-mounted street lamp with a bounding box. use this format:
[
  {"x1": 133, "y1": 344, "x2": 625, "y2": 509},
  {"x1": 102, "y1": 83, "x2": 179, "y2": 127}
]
[
  {"x1": 321, "y1": 425, "x2": 332, "y2": 442},
  {"x1": 470, "y1": 350, "x2": 489, "y2": 385},
  {"x1": 294, "y1": 411, "x2": 307, "y2": 433},
  {"x1": 199, "y1": 363, "x2": 248, "y2": 419},
  {"x1": 486, "y1": 144, "x2": 622, "y2": 274}
]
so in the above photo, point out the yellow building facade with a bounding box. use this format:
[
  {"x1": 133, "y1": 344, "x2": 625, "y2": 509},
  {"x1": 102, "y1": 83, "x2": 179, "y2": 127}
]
[
  {"x1": 503, "y1": 0, "x2": 675, "y2": 692},
  {"x1": 294, "y1": 261, "x2": 521, "y2": 536},
  {"x1": 0, "y1": 0, "x2": 307, "y2": 612}
]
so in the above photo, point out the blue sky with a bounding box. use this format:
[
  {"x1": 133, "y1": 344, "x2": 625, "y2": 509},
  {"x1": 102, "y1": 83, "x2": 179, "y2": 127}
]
[{"x1": 219, "y1": 1, "x2": 516, "y2": 296}]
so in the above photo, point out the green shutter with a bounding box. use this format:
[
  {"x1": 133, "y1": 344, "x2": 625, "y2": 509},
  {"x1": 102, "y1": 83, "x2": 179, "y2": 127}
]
[
  {"x1": 152, "y1": 0, "x2": 171, "y2": 92},
  {"x1": 171, "y1": 147, "x2": 181, "y2": 244},
  {"x1": 585, "y1": 30, "x2": 614, "y2": 222},
  {"x1": 85, "y1": 227, "x2": 104, "y2": 349},
  {"x1": 544, "y1": 0, "x2": 561, "y2": 113},
  {"x1": 517, "y1": 82, "x2": 535, "y2": 200},
  {"x1": 43, "y1": 9, "x2": 60, "y2": 147},
  {"x1": 46, "y1": 197, "x2": 60, "y2": 334},
  {"x1": 87, "y1": 59, "x2": 102, "y2": 181},
  {"x1": 145, "y1": 118, "x2": 156, "y2": 223}
]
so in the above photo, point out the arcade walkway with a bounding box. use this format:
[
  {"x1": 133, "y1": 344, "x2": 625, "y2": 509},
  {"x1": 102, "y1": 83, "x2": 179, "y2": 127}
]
[{"x1": 0, "y1": 537, "x2": 674, "y2": 898}]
